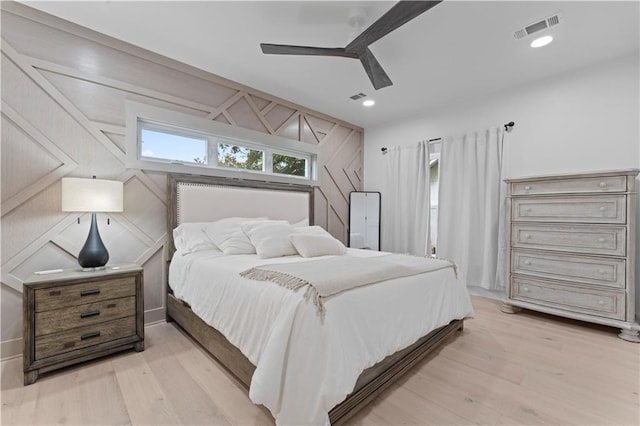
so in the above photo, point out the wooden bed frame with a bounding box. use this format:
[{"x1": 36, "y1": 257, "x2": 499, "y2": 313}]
[{"x1": 165, "y1": 173, "x2": 464, "y2": 425}]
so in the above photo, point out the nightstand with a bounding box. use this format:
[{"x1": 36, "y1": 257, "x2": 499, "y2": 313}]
[{"x1": 23, "y1": 264, "x2": 144, "y2": 385}]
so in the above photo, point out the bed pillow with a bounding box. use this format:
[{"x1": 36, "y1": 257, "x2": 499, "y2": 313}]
[
  {"x1": 242, "y1": 220, "x2": 298, "y2": 259},
  {"x1": 173, "y1": 223, "x2": 220, "y2": 255},
  {"x1": 289, "y1": 233, "x2": 346, "y2": 258},
  {"x1": 204, "y1": 217, "x2": 266, "y2": 255}
]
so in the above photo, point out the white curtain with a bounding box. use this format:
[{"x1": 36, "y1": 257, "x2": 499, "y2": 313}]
[
  {"x1": 437, "y1": 128, "x2": 505, "y2": 290},
  {"x1": 383, "y1": 141, "x2": 430, "y2": 256}
]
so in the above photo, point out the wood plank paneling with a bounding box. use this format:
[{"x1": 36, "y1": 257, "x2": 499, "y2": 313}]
[{"x1": 0, "y1": 2, "x2": 363, "y2": 357}]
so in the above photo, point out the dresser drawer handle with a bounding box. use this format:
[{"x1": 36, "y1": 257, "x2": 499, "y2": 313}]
[
  {"x1": 522, "y1": 286, "x2": 529, "y2": 293},
  {"x1": 80, "y1": 310, "x2": 101, "y2": 319},
  {"x1": 599, "y1": 182, "x2": 607, "y2": 188},
  {"x1": 597, "y1": 300, "x2": 605, "y2": 306},
  {"x1": 80, "y1": 289, "x2": 101, "y2": 297},
  {"x1": 523, "y1": 233, "x2": 532, "y2": 239},
  {"x1": 598, "y1": 269, "x2": 606, "y2": 275},
  {"x1": 524, "y1": 260, "x2": 531, "y2": 265},
  {"x1": 599, "y1": 206, "x2": 606, "y2": 212},
  {"x1": 597, "y1": 237, "x2": 605, "y2": 243},
  {"x1": 49, "y1": 290, "x2": 61, "y2": 296},
  {"x1": 524, "y1": 185, "x2": 531, "y2": 191},
  {"x1": 81, "y1": 331, "x2": 101, "y2": 341},
  {"x1": 523, "y1": 207, "x2": 532, "y2": 212}
]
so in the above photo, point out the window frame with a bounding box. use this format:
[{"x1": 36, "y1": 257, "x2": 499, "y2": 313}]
[{"x1": 125, "y1": 101, "x2": 320, "y2": 184}]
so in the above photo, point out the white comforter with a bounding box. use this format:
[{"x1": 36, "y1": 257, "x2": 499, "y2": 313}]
[{"x1": 169, "y1": 249, "x2": 474, "y2": 425}]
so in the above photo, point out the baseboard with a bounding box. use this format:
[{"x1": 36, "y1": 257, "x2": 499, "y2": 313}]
[
  {"x1": 1, "y1": 338, "x2": 22, "y2": 361},
  {"x1": 1, "y1": 307, "x2": 167, "y2": 361}
]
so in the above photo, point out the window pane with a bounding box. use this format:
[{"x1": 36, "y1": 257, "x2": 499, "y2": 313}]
[
  {"x1": 141, "y1": 128, "x2": 207, "y2": 164},
  {"x1": 217, "y1": 143, "x2": 264, "y2": 171},
  {"x1": 273, "y1": 153, "x2": 307, "y2": 177}
]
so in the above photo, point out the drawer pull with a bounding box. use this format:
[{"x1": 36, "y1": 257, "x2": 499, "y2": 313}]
[
  {"x1": 80, "y1": 310, "x2": 101, "y2": 318},
  {"x1": 598, "y1": 300, "x2": 605, "y2": 306},
  {"x1": 524, "y1": 260, "x2": 531, "y2": 265},
  {"x1": 523, "y1": 207, "x2": 532, "y2": 212},
  {"x1": 598, "y1": 269, "x2": 606, "y2": 275},
  {"x1": 81, "y1": 331, "x2": 101, "y2": 341},
  {"x1": 49, "y1": 290, "x2": 61, "y2": 296},
  {"x1": 524, "y1": 185, "x2": 531, "y2": 191},
  {"x1": 523, "y1": 286, "x2": 529, "y2": 293},
  {"x1": 523, "y1": 233, "x2": 531, "y2": 239},
  {"x1": 80, "y1": 289, "x2": 101, "y2": 297},
  {"x1": 599, "y1": 206, "x2": 606, "y2": 212},
  {"x1": 597, "y1": 237, "x2": 605, "y2": 242},
  {"x1": 599, "y1": 182, "x2": 607, "y2": 188}
]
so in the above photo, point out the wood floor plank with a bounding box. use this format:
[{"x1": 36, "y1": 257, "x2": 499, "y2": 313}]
[
  {"x1": 141, "y1": 326, "x2": 231, "y2": 425},
  {"x1": 160, "y1": 324, "x2": 273, "y2": 425},
  {"x1": 2, "y1": 295, "x2": 639, "y2": 426}
]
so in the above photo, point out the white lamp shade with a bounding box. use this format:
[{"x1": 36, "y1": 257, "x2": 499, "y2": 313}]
[{"x1": 61, "y1": 177, "x2": 123, "y2": 212}]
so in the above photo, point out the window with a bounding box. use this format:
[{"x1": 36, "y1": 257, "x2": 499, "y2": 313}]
[
  {"x1": 217, "y1": 142, "x2": 264, "y2": 171},
  {"x1": 140, "y1": 127, "x2": 208, "y2": 165},
  {"x1": 126, "y1": 101, "x2": 318, "y2": 183},
  {"x1": 272, "y1": 152, "x2": 308, "y2": 177}
]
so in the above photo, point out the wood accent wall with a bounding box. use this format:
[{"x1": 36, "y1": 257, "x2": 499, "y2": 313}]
[{"x1": 0, "y1": 2, "x2": 363, "y2": 358}]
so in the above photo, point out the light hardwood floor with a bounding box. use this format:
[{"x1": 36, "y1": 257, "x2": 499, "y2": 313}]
[{"x1": 2, "y1": 296, "x2": 639, "y2": 425}]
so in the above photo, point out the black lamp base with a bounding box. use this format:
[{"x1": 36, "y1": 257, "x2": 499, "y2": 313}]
[{"x1": 78, "y1": 212, "x2": 109, "y2": 269}]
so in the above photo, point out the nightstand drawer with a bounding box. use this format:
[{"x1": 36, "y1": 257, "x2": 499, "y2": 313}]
[
  {"x1": 35, "y1": 277, "x2": 136, "y2": 312},
  {"x1": 511, "y1": 277, "x2": 625, "y2": 320},
  {"x1": 35, "y1": 296, "x2": 135, "y2": 336},
  {"x1": 511, "y1": 175, "x2": 627, "y2": 196},
  {"x1": 511, "y1": 250, "x2": 626, "y2": 289},
  {"x1": 511, "y1": 224, "x2": 626, "y2": 256},
  {"x1": 35, "y1": 316, "x2": 136, "y2": 360},
  {"x1": 512, "y1": 196, "x2": 626, "y2": 224}
]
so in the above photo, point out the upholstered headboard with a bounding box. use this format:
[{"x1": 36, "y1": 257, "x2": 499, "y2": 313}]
[{"x1": 167, "y1": 174, "x2": 314, "y2": 256}]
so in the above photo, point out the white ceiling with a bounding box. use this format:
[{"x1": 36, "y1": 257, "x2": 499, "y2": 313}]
[{"x1": 24, "y1": 1, "x2": 640, "y2": 129}]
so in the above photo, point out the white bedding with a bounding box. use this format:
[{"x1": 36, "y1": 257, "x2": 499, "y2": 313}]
[{"x1": 169, "y1": 249, "x2": 474, "y2": 425}]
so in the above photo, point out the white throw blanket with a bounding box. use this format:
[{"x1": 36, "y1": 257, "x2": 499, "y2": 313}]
[{"x1": 241, "y1": 254, "x2": 456, "y2": 319}]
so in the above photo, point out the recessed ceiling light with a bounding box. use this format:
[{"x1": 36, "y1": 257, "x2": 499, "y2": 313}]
[
  {"x1": 362, "y1": 99, "x2": 375, "y2": 107},
  {"x1": 530, "y1": 35, "x2": 553, "y2": 48}
]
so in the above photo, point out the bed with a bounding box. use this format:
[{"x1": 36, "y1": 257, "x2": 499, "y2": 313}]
[{"x1": 165, "y1": 173, "x2": 474, "y2": 425}]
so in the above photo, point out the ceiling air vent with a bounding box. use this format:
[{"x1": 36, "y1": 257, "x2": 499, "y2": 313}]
[
  {"x1": 349, "y1": 92, "x2": 367, "y2": 101},
  {"x1": 513, "y1": 12, "x2": 564, "y2": 40}
]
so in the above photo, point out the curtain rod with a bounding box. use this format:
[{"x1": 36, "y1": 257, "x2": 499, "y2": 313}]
[{"x1": 381, "y1": 121, "x2": 515, "y2": 154}]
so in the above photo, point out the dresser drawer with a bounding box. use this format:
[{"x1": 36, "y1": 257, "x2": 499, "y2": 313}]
[
  {"x1": 511, "y1": 224, "x2": 626, "y2": 256},
  {"x1": 512, "y1": 176, "x2": 627, "y2": 196},
  {"x1": 512, "y1": 250, "x2": 625, "y2": 289},
  {"x1": 35, "y1": 277, "x2": 136, "y2": 312},
  {"x1": 35, "y1": 296, "x2": 135, "y2": 336},
  {"x1": 512, "y1": 196, "x2": 626, "y2": 224},
  {"x1": 35, "y1": 316, "x2": 136, "y2": 360},
  {"x1": 511, "y1": 277, "x2": 625, "y2": 320}
]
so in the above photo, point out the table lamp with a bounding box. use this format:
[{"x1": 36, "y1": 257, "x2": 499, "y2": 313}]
[{"x1": 61, "y1": 177, "x2": 123, "y2": 270}]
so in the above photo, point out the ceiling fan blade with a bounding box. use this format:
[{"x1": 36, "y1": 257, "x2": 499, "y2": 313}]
[
  {"x1": 260, "y1": 43, "x2": 357, "y2": 58},
  {"x1": 346, "y1": 1, "x2": 442, "y2": 53},
  {"x1": 359, "y1": 48, "x2": 393, "y2": 90}
]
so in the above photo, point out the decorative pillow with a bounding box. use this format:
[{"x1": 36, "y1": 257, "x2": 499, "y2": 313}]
[
  {"x1": 242, "y1": 220, "x2": 297, "y2": 259},
  {"x1": 289, "y1": 233, "x2": 346, "y2": 258},
  {"x1": 204, "y1": 217, "x2": 266, "y2": 255},
  {"x1": 173, "y1": 223, "x2": 220, "y2": 255}
]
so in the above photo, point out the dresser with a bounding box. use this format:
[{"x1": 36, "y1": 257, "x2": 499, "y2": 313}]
[
  {"x1": 501, "y1": 170, "x2": 639, "y2": 342},
  {"x1": 23, "y1": 264, "x2": 144, "y2": 384}
]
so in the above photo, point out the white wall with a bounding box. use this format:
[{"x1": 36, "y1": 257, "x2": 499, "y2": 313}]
[
  {"x1": 364, "y1": 53, "x2": 639, "y2": 190},
  {"x1": 364, "y1": 53, "x2": 639, "y2": 311}
]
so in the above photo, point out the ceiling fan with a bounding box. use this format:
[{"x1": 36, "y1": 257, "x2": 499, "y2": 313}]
[{"x1": 260, "y1": 1, "x2": 443, "y2": 90}]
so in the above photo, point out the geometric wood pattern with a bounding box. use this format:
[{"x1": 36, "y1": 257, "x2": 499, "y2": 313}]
[{"x1": 0, "y1": 2, "x2": 363, "y2": 358}]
